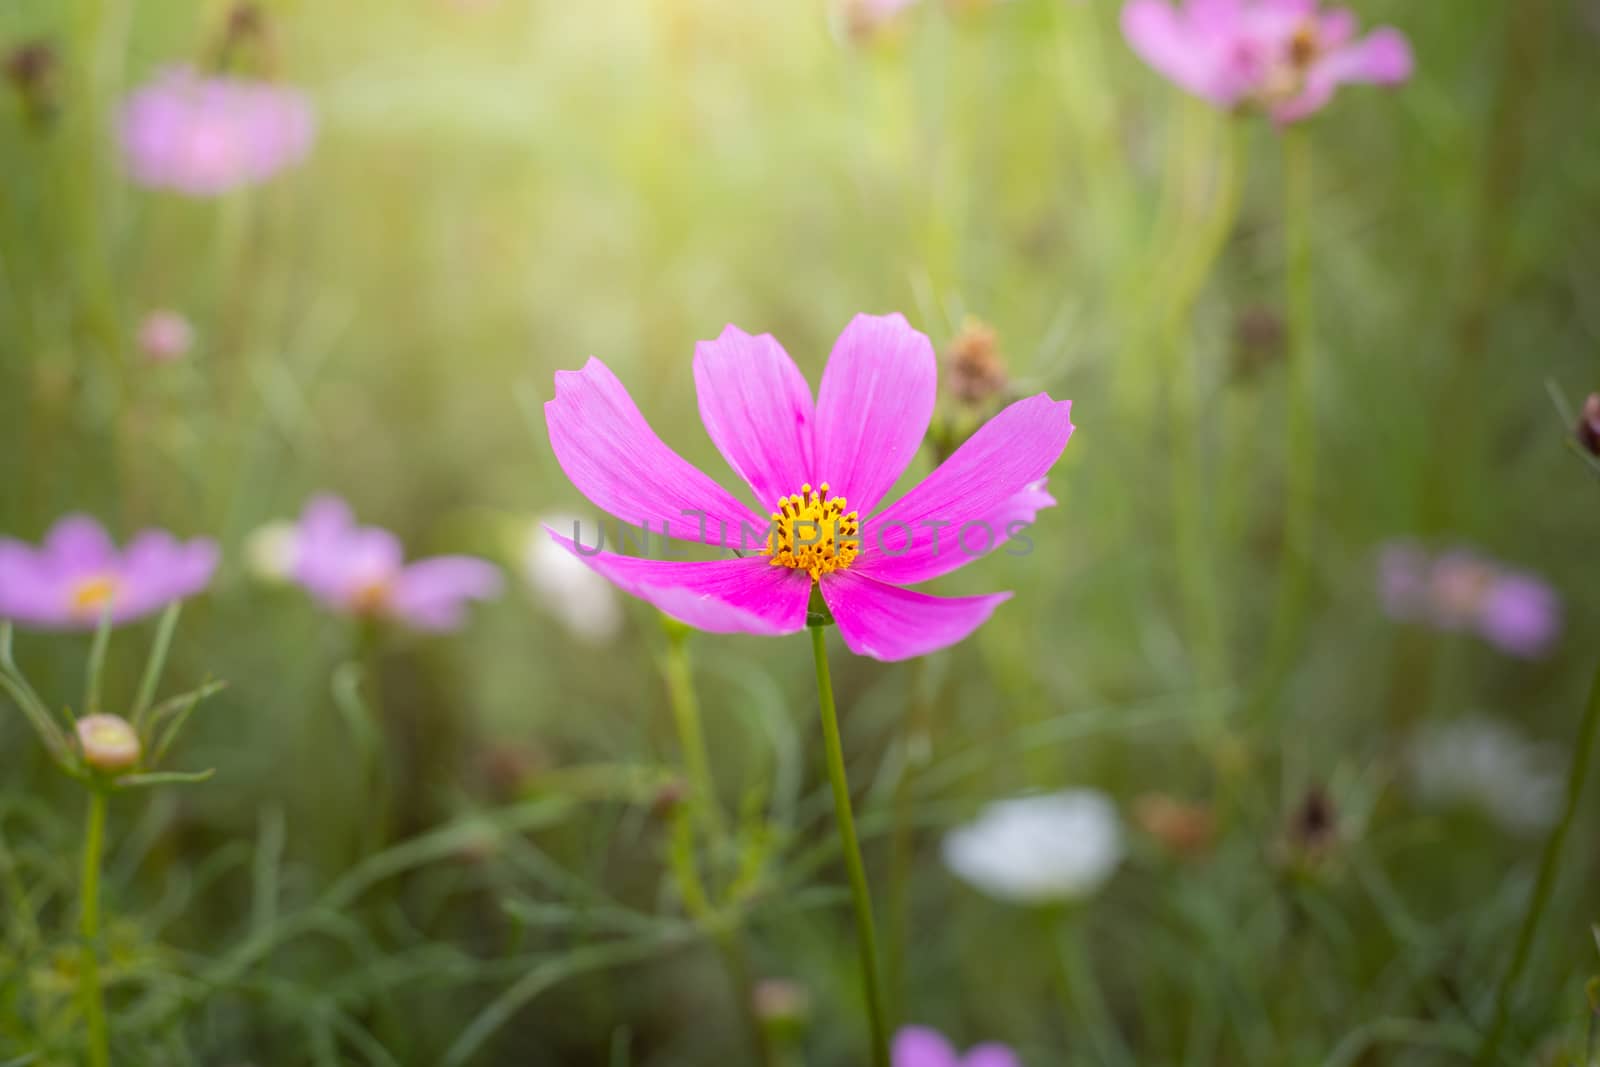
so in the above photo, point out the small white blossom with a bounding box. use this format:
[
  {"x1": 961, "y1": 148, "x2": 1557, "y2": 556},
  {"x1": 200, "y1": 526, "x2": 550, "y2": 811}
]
[
  {"x1": 524, "y1": 517, "x2": 622, "y2": 644},
  {"x1": 1408, "y1": 715, "x2": 1564, "y2": 836},
  {"x1": 942, "y1": 789, "x2": 1123, "y2": 904},
  {"x1": 244, "y1": 520, "x2": 301, "y2": 583}
]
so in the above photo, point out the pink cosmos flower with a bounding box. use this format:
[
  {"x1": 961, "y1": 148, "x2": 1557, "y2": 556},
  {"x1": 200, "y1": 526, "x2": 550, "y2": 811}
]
[
  {"x1": 1121, "y1": 0, "x2": 1413, "y2": 123},
  {"x1": 542, "y1": 314, "x2": 1074, "y2": 662},
  {"x1": 119, "y1": 66, "x2": 314, "y2": 196},
  {"x1": 0, "y1": 516, "x2": 218, "y2": 630},
  {"x1": 1378, "y1": 542, "x2": 1560, "y2": 659},
  {"x1": 285, "y1": 495, "x2": 502, "y2": 632},
  {"x1": 894, "y1": 1026, "x2": 1020, "y2": 1067},
  {"x1": 138, "y1": 309, "x2": 195, "y2": 363}
]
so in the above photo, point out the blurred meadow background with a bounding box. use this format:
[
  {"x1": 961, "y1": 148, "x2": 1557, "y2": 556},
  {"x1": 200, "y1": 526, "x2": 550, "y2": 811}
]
[{"x1": 3, "y1": 0, "x2": 1600, "y2": 1063}]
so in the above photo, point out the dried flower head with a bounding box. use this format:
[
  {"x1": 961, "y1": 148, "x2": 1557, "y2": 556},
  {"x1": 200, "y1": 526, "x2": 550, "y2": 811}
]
[
  {"x1": 945, "y1": 318, "x2": 1009, "y2": 408},
  {"x1": 1134, "y1": 793, "x2": 1217, "y2": 858}
]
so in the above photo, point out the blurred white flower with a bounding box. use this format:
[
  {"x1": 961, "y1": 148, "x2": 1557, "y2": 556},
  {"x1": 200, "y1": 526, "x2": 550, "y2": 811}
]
[
  {"x1": 524, "y1": 516, "x2": 622, "y2": 643},
  {"x1": 244, "y1": 520, "x2": 300, "y2": 583},
  {"x1": 942, "y1": 789, "x2": 1122, "y2": 904},
  {"x1": 1408, "y1": 715, "x2": 1564, "y2": 836}
]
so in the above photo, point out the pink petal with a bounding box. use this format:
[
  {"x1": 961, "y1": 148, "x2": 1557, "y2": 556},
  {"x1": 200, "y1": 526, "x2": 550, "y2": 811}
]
[
  {"x1": 693, "y1": 325, "x2": 816, "y2": 510},
  {"x1": 812, "y1": 314, "x2": 937, "y2": 518},
  {"x1": 1122, "y1": 0, "x2": 1232, "y2": 104},
  {"x1": 43, "y1": 515, "x2": 118, "y2": 576},
  {"x1": 546, "y1": 528, "x2": 811, "y2": 636},
  {"x1": 855, "y1": 394, "x2": 1073, "y2": 585},
  {"x1": 1274, "y1": 26, "x2": 1413, "y2": 123},
  {"x1": 546, "y1": 359, "x2": 766, "y2": 546},
  {"x1": 117, "y1": 531, "x2": 219, "y2": 620},
  {"x1": 389, "y1": 557, "x2": 503, "y2": 632},
  {"x1": 821, "y1": 571, "x2": 1011, "y2": 662},
  {"x1": 961, "y1": 1045, "x2": 1022, "y2": 1067},
  {"x1": 893, "y1": 1026, "x2": 961, "y2": 1067}
]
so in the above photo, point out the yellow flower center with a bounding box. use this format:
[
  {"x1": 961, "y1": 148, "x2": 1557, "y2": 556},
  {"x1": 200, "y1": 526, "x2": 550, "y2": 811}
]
[
  {"x1": 349, "y1": 579, "x2": 391, "y2": 615},
  {"x1": 1287, "y1": 21, "x2": 1321, "y2": 70},
  {"x1": 69, "y1": 575, "x2": 119, "y2": 617},
  {"x1": 762, "y1": 483, "x2": 860, "y2": 582}
]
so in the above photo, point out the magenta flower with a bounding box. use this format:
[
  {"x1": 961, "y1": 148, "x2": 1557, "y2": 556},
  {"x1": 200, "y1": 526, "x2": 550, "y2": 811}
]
[
  {"x1": 894, "y1": 1026, "x2": 1020, "y2": 1067},
  {"x1": 1378, "y1": 542, "x2": 1560, "y2": 659},
  {"x1": 542, "y1": 314, "x2": 1073, "y2": 662},
  {"x1": 1121, "y1": 0, "x2": 1413, "y2": 123},
  {"x1": 0, "y1": 516, "x2": 218, "y2": 630},
  {"x1": 285, "y1": 496, "x2": 502, "y2": 632},
  {"x1": 119, "y1": 66, "x2": 314, "y2": 196}
]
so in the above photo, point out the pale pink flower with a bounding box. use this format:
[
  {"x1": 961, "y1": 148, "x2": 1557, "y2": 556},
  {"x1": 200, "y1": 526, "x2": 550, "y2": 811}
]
[
  {"x1": 1378, "y1": 542, "x2": 1560, "y2": 659},
  {"x1": 1121, "y1": 0, "x2": 1413, "y2": 123},
  {"x1": 119, "y1": 66, "x2": 314, "y2": 195}
]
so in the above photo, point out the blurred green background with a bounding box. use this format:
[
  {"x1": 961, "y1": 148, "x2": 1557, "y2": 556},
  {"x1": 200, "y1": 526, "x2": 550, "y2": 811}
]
[{"x1": 2, "y1": 0, "x2": 1599, "y2": 1063}]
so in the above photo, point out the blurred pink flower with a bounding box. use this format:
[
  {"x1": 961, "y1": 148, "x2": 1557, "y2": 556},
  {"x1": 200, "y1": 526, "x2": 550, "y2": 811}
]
[
  {"x1": 1121, "y1": 0, "x2": 1412, "y2": 123},
  {"x1": 0, "y1": 516, "x2": 218, "y2": 630},
  {"x1": 137, "y1": 309, "x2": 194, "y2": 363},
  {"x1": 542, "y1": 314, "x2": 1073, "y2": 662},
  {"x1": 1378, "y1": 542, "x2": 1560, "y2": 659},
  {"x1": 286, "y1": 495, "x2": 502, "y2": 632},
  {"x1": 894, "y1": 1026, "x2": 1020, "y2": 1067},
  {"x1": 119, "y1": 66, "x2": 314, "y2": 195}
]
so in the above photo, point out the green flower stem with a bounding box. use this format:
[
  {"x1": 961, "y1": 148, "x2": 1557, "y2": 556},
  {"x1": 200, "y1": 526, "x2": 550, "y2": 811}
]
[
  {"x1": 79, "y1": 787, "x2": 110, "y2": 1067},
  {"x1": 659, "y1": 626, "x2": 768, "y2": 1066},
  {"x1": 1476, "y1": 657, "x2": 1600, "y2": 1065},
  {"x1": 661, "y1": 629, "x2": 725, "y2": 844},
  {"x1": 1252, "y1": 128, "x2": 1317, "y2": 723},
  {"x1": 1163, "y1": 110, "x2": 1244, "y2": 741},
  {"x1": 810, "y1": 624, "x2": 890, "y2": 1067}
]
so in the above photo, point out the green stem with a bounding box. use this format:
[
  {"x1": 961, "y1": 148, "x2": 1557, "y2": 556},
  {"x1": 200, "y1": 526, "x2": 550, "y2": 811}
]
[
  {"x1": 884, "y1": 658, "x2": 929, "y2": 1024},
  {"x1": 1476, "y1": 658, "x2": 1600, "y2": 1065},
  {"x1": 662, "y1": 630, "x2": 725, "y2": 844},
  {"x1": 810, "y1": 625, "x2": 890, "y2": 1067},
  {"x1": 1164, "y1": 112, "x2": 1243, "y2": 734},
  {"x1": 79, "y1": 788, "x2": 110, "y2": 1067},
  {"x1": 660, "y1": 627, "x2": 768, "y2": 1066},
  {"x1": 1252, "y1": 129, "x2": 1316, "y2": 722},
  {"x1": 1047, "y1": 908, "x2": 1132, "y2": 1067}
]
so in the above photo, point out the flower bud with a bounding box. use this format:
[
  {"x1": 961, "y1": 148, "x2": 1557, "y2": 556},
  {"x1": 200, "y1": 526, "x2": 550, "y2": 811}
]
[
  {"x1": 77, "y1": 714, "x2": 141, "y2": 773},
  {"x1": 244, "y1": 520, "x2": 300, "y2": 582},
  {"x1": 5, "y1": 40, "x2": 58, "y2": 126},
  {"x1": 1577, "y1": 394, "x2": 1600, "y2": 457},
  {"x1": 945, "y1": 318, "x2": 1009, "y2": 409},
  {"x1": 752, "y1": 978, "x2": 810, "y2": 1043},
  {"x1": 1231, "y1": 305, "x2": 1285, "y2": 382},
  {"x1": 137, "y1": 310, "x2": 194, "y2": 364},
  {"x1": 1134, "y1": 793, "x2": 1217, "y2": 859}
]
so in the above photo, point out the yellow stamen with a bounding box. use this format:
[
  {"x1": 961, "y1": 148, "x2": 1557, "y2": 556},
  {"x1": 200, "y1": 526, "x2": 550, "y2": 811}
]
[
  {"x1": 69, "y1": 575, "x2": 119, "y2": 617},
  {"x1": 760, "y1": 483, "x2": 860, "y2": 582},
  {"x1": 349, "y1": 580, "x2": 391, "y2": 615}
]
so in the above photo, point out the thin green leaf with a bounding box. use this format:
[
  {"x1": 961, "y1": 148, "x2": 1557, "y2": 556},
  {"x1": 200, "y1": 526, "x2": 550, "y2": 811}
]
[
  {"x1": 114, "y1": 769, "x2": 216, "y2": 789},
  {"x1": 131, "y1": 602, "x2": 183, "y2": 728},
  {"x1": 84, "y1": 601, "x2": 115, "y2": 714}
]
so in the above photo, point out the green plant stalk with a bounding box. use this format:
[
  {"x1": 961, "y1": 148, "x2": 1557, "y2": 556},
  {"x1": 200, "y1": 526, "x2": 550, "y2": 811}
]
[
  {"x1": 662, "y1": 632, "x2": 726, "y2": 844},
  {"x1": 79, "y1": 788, "x2": 110, "y2": 1067},
  {"x1": 884, "y1": 657, "x2": 928, "y2": 1024},
  {"x1": 810, "y1": 624, "x2": 891, "y2": 1067},
  {"x1": 660, "y1": 629, "x2": 768, "y2": 1067},
  {"x1": 1476, "y1": 657, "x2": 1600, "y2": 1065},
  {"x1": 1164, "y1": 111, "x2": 1243, "y2": 737},
  {"x1": 1253, "y1": 129, "x2": 1316, "y2": 721}
]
